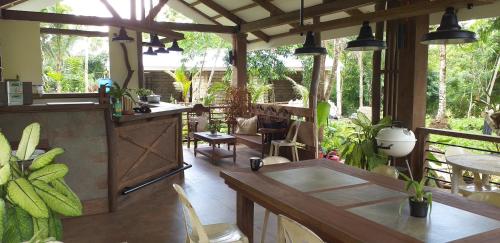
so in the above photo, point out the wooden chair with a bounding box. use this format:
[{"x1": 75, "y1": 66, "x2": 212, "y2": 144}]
[
  {"x1": 270, "y1": 121, "x2": 301, "y2": 161},
  {"x1": 186, "y1": 104, "x2": 212, "y2": 148},
  {"x1": 278, "y1": 215, "x2": 325, "y2": 243},
  {"x1": 371, "y1": 165, "x2": 399, "y2": 179},
  {"x1": 172, "y1": 184, "x2": 249, "y2": 243}
]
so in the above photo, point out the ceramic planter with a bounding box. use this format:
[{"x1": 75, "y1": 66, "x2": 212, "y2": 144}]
[
  {"x1": 409, "y1": 197, "x2": 429, "y2": 218},
  {"x1": 210, "y1": 130, "x2": 217, "y2": 135}
]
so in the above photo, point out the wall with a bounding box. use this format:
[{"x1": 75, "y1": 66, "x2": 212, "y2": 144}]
[
  {"x1": 0, "y1": 20, "x2": 42, "y2": 84},
  {"x1": 109, "y1": 27, "x2": 140, "y2": 90}
]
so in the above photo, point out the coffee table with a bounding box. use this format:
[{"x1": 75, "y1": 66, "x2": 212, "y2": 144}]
[{"x1": 193, "y1": 132, "x2": 236, "y2": 164}]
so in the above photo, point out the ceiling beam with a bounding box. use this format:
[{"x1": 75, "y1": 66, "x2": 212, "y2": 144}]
[
  {"x1": 155, "y1": 21, "x2": 237, "y2": 33},
  {"x1": 40, "y1": 28, "x2": 109, "y2": 37},
  {"x1": 198, "y1": 0, "x2": 270, "y2": 42},
  {"x1": 100, "y1": 0, "x2": 121, "y2": 19},
  {"x1": 178, "y1": 0, "x2": 219, "y2": 25},
  {"x1": 0, "y1": 10, "x2": 187, "y2": 39},
  {"x1": 0, "y1": 0, "x2": 25, "y2": 9},
  {"x1": 241, "y1": 0, "x2": 375, "y2": 33},
  {"x1": 252, "y1": 0, "x2": 299, "y2": 29},
  {"x1": 146, "y1": 0, "x2": 168, "y2": 21},
  {"x1": 210, "y1": 3, "x2": 258, "y2": 20},
  {"x1": 289, "y1": 0, "x2": 495, "y2": 35}
]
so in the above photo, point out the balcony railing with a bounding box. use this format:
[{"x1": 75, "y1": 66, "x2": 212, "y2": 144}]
[{"x1": 414, "y1": 127, "x2": 500, "y2": 188}]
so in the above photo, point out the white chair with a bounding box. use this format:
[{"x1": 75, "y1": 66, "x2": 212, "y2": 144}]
[
  {"x1": 270, "y1": 121, "x2": 301, "y2": 161},
  {"x1": 467, "y1": 192, "x2": 500, "y2": 208},
  {"x1": 260, "y1": 156, "x2": 291, "y2": 243},
  {"x1": 371, "y1": 165, "x2": 399, "y2": 179},
  {"x1": 278, "y1": 215, "x2": 325, "y2": 243},
  {"x1": 172, "y1": 184, "x2": 249, "y2": 243}
]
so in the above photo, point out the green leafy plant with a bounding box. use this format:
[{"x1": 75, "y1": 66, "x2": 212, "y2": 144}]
[
  {"x1": 399, "y1": 173, "x2": 433, "y2": 215},
  {"x1": 208, "y1": 121, "x2": 221, "y2": 133},
  {"x1": 0, "y1": 123, "x2": 82, "y2": 242},
  {"x1": 135, "y1": 88, "x2": 153, "y2": 98},
  {"x1": 109, "y1": 82, "x2": 134, "y2": 101},
  {"x1": 169, "y1": 68, "x2": 192, "y2": 103},
  {"x1": 248, "y1": 80, "x2": 273, "y2": 103},
  {"x1": 285, "y1": 76, "x2": 309, "y2": 107},
  {"x1": 338, "y1": 112, "x2": 392, "y2": 170}
]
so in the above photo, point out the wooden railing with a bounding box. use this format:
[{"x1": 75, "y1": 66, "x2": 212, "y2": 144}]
[{"x1": 413, "y1": 127, "x2": 500, "y2": 186}]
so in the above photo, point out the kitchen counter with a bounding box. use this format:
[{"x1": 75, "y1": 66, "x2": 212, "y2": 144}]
[
  {"x1": 115, "y1": 102, "x2": 190, "y2": 123},
  {"x1": 0, "y1": 102, "x2": 107, "y2": 113}
]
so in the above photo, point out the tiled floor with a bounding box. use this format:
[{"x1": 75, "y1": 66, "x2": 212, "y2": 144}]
[{"x1": 63, "y1": 145, "x2": 278, "y2": 243}]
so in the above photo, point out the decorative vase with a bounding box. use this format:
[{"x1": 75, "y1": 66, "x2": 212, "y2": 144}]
[
  {"x1": 122, "y1": 97, "x2": 134, "y2": 115},
  {"x1": 409, "y1": 197, "x2": 429, "y2": 218},
  {"x1": 113, "y1": 99, "x2": 123, "y2": 118}
]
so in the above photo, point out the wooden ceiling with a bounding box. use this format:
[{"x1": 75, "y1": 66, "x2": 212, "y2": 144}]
[{"x1": 0, "y1": 0, "x2": 498, "y2": 46}]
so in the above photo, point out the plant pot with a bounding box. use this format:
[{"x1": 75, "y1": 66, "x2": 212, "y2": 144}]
[
  {"x1": 139, "y1": 96, "x2": 148, "y2": 102},
  {"x1": 113, "y1": 99, "x2": 123, "y2": 118},
  {"x1": 409, "y1": 197, "x2": 429, "y2": 218},
  {"x1": 210, "y1": 130, "x2": 217, "y2": 135}
]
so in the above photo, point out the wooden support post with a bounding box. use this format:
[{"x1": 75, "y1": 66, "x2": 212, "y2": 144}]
[
  {"x1": 136, "y1": 31, "x2": 144, "y2": 88},
  {"x1": 384, "y1": 0, "x2": 429, "y2": 181},
  {"x1": 309, "y1": 17, "x2": 322, "y2": 159},
  {"x1": 371, "y1": 2, "x2": 385, "y2": 124},
  {"x1": 231, "y1": 33, "x2": 248, "y2": 90}
]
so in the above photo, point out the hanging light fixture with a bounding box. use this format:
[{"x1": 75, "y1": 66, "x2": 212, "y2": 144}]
[
  {"x1": 421, "y1": 7, "x2": 477, "y2": 45},
  {"x1": 294, "y1": 0, "x2": 326, "y2": 56},
  {"x1": 112, "y1": 27, "x2": 134, "y2": 43},
  {"x1": 155, "y1": 43, "x2": 169, "y2": 54},
  {"x1": 346, "y1": 21, "x2": 386, "y2": 51},
  {"x1": 168, "y1": 40, "x2": 184, "y2": 52},
  {"x1": 143, "y1": 46, "x2": 157, "y2": 55},
  {"x1": 146, "y1": 34, "x2": 163, "y2": 48}
]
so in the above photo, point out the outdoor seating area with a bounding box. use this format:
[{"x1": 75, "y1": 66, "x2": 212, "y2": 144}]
[{"x1": 0, "y1": 0, "x2": 499, "y2": 242}]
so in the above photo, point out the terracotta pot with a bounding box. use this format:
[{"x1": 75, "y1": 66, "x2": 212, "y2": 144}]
[
  {"x1": 409, "y1": 197, "x2": 429, "y2": 218},
  {"x1": 122, "y1": 97, "x2": 134, "y2": 115}
]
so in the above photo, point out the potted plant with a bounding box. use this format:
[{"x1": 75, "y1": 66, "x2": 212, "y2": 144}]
[
  {"x1": 135, "y1": 88, "x2": 153, "y2": 102},
  {"x1": 0, "y1": 123, "x2": 82, "y2": 242},
  {"x1": 208, "y1": 121, "x2": 221, "y2": 135},
  {"x1": 399, "y1": 173, "x2": 432, "y2": 218},
  {"x1": 109, "y1": 82, "x2": 134, "y2": 117}
]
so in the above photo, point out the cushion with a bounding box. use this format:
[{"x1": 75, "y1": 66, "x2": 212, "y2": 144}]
[
  {"x1": 192, "y1": 113, "x2": 209, "y2": 131},
  {"x1": 235, "y1": 116, "x2": 258, "y2": 135}
]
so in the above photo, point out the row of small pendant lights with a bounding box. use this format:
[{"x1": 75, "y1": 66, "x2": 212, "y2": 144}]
[
  {"x1": 112, "y1": 27, "x2": 184, "y2": 55},
  {"x1": 294, "y1": 3, "x2": 477, "y2": 56}
]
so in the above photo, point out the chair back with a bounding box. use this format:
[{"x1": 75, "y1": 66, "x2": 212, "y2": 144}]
[
  {"x1": 285, "y1": 121, "x2": 301, "y2": 143},
  {"x1": 173, "y1": 184, "x2": 209, "y2": 242},
  {"x1": 278, "y1": 215, "x2": 324, "y2": 243},
  {"x1": 467, "y1": 192, "x2": 500, "y2": 208},
  {"x1": 371, "y1": 165, "x2": 399, "y2": 179}
]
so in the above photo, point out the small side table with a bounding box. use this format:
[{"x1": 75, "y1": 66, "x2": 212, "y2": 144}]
[
  {"x1": 193, "y1": 132, "x2": 236, "y2": 164},
  {"x1": 446, "y1": 154, "x2": 500, "y2": 194}
]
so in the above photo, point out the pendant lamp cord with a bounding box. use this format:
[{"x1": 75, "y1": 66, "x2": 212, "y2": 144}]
[{"x1": 300, "y1": 0, "x2": 304, "y2": 36}]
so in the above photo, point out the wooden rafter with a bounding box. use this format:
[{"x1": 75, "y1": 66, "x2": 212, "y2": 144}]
[
  {"x1": 289, "y1": 0, "x2": 494, "y2": 34},
  {"x1": 146, "y1": 0, "x2": 168, "y2": 21},
  {"x1": 241, "y1": 0, "x2": 375, "y2": 33},
  {"x1": 100, "y1": 0, "x2": 121, "y2": 19},
  {"x1": 210, "y1": 3, "x2": 258, "y2": 20},
  {"x1": 0, "y1": 9, "x2": 186, "y2": 39},
  {"x1": 197, "y1": 0, "x2": 270, "y2": 42},
  {"x1": 179, "y1": 0, "x2": 219, "y2": 25},
  {"x1": 252, "y1": 0, "x2": 298, "y2": 29},
  {"x1": 0, "y1": 0, "x2": 25, "y2": 9},
  {"x1": 40, "y1": 28, "x2": 108, "y2": 37}
]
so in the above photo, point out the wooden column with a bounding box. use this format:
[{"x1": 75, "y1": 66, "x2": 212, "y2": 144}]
[
  {"x1": 371, "y1": 2, "x2": 385, "y2": 124},
  {"x1": 384, "y1": 0, "x2": 429, "y2": 180},
  {"x1": 309, "y1": 17, "x2": 322, "y2": 158},
  {"x1": 231, "y1": 33, "x2": 248, "y2": 89},
  {"x1": 136, "y1": 32, "x2": 144, "y2": 88}
]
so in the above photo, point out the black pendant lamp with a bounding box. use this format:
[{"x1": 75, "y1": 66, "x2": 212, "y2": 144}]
[
  {"x1": 155, "y1": 43, "x2": 169, "y2": 54},
  {"x1": 147, "y1": 34, "x2": 163, "y2": 48},
  {"x1": 294, "y1": 0, "x2": 326, "y2": 56},
  {"x1": 143, "y1": 46, "x2": 157, "y2": 55},
  {"x1": 168, "y1": 40, "x2": 184, "y2": 52},
  {"x1": 346, "y1": 21, "x2": 386, "y2": 51},
  {"x1": 112, "y1": 27, "x2": 134, "y2": 43},
  {"x1": 421, "y1": 7, "x2": 477, "y2": 45}
]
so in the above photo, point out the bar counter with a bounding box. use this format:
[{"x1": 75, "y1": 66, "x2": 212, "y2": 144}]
[{"x1": 0, "y1": 101, "x2": 189, "y2": 214}]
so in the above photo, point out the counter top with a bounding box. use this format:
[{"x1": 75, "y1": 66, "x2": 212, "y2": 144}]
[
  {"x1": 116, "y1": 102, "x2": 191, "y2": 123},
  {"x1": 0, "y1": 102, "x2": 108, "y2": 113}
]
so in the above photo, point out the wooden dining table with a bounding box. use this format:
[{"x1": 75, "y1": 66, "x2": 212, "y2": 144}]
[{"x1": 220, "y1": 159, "x2": 500, "y2": 243}]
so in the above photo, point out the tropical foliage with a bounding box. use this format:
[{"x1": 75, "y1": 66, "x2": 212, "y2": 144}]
[{"x1": 0, "y1": 123, "x2": 82, "y2": 242}]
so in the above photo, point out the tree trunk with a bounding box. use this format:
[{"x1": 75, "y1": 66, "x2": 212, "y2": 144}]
[
  {"x1": 435, "y1": 45, "x2": 447, "y2": 122},
  {"x1": 358, "y1": 52, "x2": 364, "y2": 108},
  {"x1": 336, "y1": 58, "x2": 343, "y2": 117},
  {"x1": 207, "y1": 40, "x2": 224, "y2": 87},
  {"x1": 84, "y1": 37, "x2": 89, "y2": 93},
  {"x1": 317, "y1": 41, "x2": 328, "y2": 101},
  {"x1": 486, "y1": 55, "x2": 500, "y2": 105}
]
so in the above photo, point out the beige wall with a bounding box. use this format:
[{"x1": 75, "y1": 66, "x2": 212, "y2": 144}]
[
  {"x1": 109, "y1": 27, "x2": 139, "y2": 90},
  {"x1": 0, "y1": 20, "x2": 42, "y2": 84}
]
